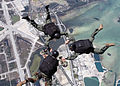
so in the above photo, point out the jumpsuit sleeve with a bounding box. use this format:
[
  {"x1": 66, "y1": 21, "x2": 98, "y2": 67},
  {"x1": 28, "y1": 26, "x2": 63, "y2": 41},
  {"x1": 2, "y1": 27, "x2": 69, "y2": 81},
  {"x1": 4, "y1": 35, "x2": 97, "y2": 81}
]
[
  {"x1": 66, "y1": 52, "x2": 79, "y2": 60},
  {"x1": 35, "y1": 24, "x2": 43, "y2": 31},
  {"x1": 66, "y1": 35, "x2": 75, "y2": 43}
]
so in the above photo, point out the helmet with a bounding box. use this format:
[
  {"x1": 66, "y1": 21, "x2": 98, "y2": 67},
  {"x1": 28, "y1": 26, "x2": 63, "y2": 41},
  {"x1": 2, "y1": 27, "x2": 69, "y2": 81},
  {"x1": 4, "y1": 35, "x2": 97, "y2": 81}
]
[
  {"x1": 54, "y1": 33, "x2": 61, "y2": 39},
  {"x1": 69, "y1": 43, "x2": 76, "y2": 51},
  {"x1": 51, "y1": 50, "x2": 59, "y2": 58}
]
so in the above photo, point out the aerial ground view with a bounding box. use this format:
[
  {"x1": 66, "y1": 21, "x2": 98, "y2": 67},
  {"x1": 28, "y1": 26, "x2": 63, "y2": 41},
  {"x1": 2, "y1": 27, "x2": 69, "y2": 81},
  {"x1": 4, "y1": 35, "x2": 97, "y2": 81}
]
[{"x1": 0, "y1": 0, "x2": 120, "y2": 86}]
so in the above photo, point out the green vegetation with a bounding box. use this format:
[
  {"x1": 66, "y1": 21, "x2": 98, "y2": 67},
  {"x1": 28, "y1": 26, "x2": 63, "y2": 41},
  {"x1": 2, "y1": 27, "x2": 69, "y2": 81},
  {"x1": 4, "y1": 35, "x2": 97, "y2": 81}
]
[
  {"x1": 0, "y1": 27, "x2": 4, "y2": 31},
  {"x1": 101, "y1": 72, "x2": 115, "y2": 86},
  {"x1": 30, "y1": 54, "x2": 41, "y2": 75},
  {"x1": 33, "y1": 0, "x2": 38, "y2": 1},
  {"x1": 74, "y1": 74, "x2": 78, "y2": 79},
  {"x1": 11, "y1": 15, "x2": 20, "y2": 24}
]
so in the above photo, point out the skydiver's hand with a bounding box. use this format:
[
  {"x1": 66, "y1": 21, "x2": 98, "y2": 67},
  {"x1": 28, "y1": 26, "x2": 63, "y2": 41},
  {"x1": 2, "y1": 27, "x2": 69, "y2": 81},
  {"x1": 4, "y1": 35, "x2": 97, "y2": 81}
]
[
  {"x1": 98, "y1": 24, "x2": 103, "y2": 30},
  {"x1": 65, "y1": 40, "x2": 70, "y2": 44},
  {"x1": 50, "y1": 48, "x2": 52, "y2": 52},
  {"x1": 61, "y1": 57, "x2": 66, "y2": 62}
]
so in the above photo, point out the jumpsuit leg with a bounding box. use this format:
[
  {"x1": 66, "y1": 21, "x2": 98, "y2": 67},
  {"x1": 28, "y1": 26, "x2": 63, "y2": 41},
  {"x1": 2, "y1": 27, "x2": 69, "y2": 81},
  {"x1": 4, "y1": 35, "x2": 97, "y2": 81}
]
[
  {"x1": 43, "y1": 5, "x2": 53, "y2": 42},
  {"x1": 89, "y1": 24, "x2": 103, "y2": 43},
  {"x1": 45, "y1": 5, "x2": 52, "y2": 24},
  {"x1": 25, "y1": 5, "x2": 52, "y2": 29},
  {"x1": 26, "y1": 72, "x2": 52, "y2": 86},
  {"x1": 94, "y1": 46, "x2": 110, "y2": 54},
  {"x1": 40, "y1": 72, "x2": 52, "y2": 86},
  {"x1": 45, "y1": 78, "x2": 52, "y2": 86},
  {"x1": 16, "y1": 72, "x2": 42, "y2": 86},
  {"x1": 17, "y1": 80, "x2": 27, "y2": 86},
  {"x1": 66, "y1": 52, "x2": 79, "y2": 60},
  {"x1": 26, "y1": 72, "x2": 43, "y2": 83},
  {"x1": 60, "y1": 32, "x2": 69, "y2": 36}
]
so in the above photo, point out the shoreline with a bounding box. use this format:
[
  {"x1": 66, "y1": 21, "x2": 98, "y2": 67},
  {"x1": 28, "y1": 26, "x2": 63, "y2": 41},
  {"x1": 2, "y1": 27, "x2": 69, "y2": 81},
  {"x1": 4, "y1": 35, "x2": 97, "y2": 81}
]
[{"x1": 60, "y1": 1, "x2": 100, "y2": 22}]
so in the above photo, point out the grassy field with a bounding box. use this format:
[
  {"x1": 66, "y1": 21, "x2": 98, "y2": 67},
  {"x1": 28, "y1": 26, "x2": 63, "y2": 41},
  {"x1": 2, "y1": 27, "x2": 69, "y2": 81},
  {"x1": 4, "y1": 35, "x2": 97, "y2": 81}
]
[
  {"x1": 32, "y1": 0, "x2": 38, "y2": 1},
  {"x1": 0, "y1": 27, "x2": 4, "y2": 31},
  {"x1": 11, "y1": 15, "x2": 20, "y2": 24},
  {"x1": 30, "y1": 54, "x2": 42, "y2": 75},
  {"x1": 32, "y1": 0, "x2": 68, "y2": 6}
]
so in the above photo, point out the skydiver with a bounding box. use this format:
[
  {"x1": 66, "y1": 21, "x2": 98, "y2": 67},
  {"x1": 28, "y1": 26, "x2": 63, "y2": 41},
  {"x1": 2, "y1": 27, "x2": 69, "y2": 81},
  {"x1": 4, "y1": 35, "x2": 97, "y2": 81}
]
[
  {"x1": 22, "y1": 5, "x2": 68, "y2": 42},
  {"x1": 65, "y1": 24, "x2": 115, "y2": 60},
  {"x1": 17, "y1": 48, "x2": 67, "y2": 86}
]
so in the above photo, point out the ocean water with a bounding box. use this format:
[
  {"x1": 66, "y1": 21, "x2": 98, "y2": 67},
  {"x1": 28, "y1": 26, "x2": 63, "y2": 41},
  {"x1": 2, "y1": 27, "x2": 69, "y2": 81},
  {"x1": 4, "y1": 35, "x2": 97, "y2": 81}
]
[
  {"x1": 84, "y1": 77, "x2": 99, "y2": 86},
  {"x1": 64, "y1": 0, "x2": 120, "y2": 85},
  {"x1": 95, "y1": 62, "x2": 104, "y2": 72}
]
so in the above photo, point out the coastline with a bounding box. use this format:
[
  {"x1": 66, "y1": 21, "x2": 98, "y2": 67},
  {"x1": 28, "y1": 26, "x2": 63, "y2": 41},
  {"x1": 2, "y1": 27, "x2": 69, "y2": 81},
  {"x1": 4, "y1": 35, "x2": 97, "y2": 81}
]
[
  {"x1": 61, "y1": 0, "x2": 120, "y2": 86},
  {"x1": 60, "y1": 1, "x2": 100, "y2": 22}
]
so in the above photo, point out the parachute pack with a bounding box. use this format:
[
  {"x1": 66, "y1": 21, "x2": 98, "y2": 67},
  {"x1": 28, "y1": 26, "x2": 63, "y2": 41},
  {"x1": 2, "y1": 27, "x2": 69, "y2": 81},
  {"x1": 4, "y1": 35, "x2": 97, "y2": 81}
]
[
  {"x1": 42, "y1": 22, "x2": 60, "y2": 37},
  {"x1": 39, "y1": 55, "x2": 58, "y2": 77},
  {"x1": 73, "y1": 39, "x2": 94, "y2": 54}
]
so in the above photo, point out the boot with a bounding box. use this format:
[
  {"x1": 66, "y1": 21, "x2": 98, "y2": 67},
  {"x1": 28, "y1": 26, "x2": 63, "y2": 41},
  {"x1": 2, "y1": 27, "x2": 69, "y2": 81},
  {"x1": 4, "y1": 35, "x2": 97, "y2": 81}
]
[
  {"x1": 17, "y1": 80, "x2": 27, "y2": 86},
  {"x1": 98, "y1": 24, "x2": 103, "y2": 30},
  {"x1": 106, "y1": 43, "x2": 115, "y2": 47}
]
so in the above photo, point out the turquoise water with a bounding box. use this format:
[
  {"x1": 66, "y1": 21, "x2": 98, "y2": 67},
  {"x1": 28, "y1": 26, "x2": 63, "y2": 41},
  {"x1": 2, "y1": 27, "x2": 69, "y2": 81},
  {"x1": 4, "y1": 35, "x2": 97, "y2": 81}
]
[
  {"x1": 118, "y1": 80, "x2": 120, "y2": 83},
  {"x1": 117, "y1": 84, "x2": 120, "y2": 86},
  {"x1": 63, "y1": 0, "x2": 120, "y2": 85},
  {"x1": 117, "y1": 80, "x2": 120, "y2": 86},
  {"x1": 94, "y1": 54, "x2": 104, "y2": 72},
  {"x1": 84, "y1": 77, "x2": 99, "y2": 86},
  {"x1": 64, "y1": 0, "x2": 120, "y2": 78},
  {"x1": 94, "y1": 54, "x2": 100, "y2": 61},
  {"x1": 95, "y1": 62, "x2": 104, "y2": 72}
]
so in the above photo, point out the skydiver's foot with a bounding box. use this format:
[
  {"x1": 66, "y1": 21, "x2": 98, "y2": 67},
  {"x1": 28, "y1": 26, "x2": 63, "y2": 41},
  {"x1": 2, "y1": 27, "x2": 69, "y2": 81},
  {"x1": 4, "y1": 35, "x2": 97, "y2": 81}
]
[
  {"x1": 17, "y1": 80, "x2": 27, "y2": 86},
  {"x1": 98, "y1": 24, "x2": 103, "y2": 30},
  {"x1": 45, "y1": 5, "x2": 49, "y2": 12},
  {"x1": 27, "y1": 78, "x2": 36, "y2": 83},
  {"x1": 22, "y1": 16, "x2": 30, "y2": 21},
  {"x1": 34, "y1": 72, "x2": 39, "y2": 76},
  {"x1": 106, "y1": 43, "x2": 115, "y2": 47}
]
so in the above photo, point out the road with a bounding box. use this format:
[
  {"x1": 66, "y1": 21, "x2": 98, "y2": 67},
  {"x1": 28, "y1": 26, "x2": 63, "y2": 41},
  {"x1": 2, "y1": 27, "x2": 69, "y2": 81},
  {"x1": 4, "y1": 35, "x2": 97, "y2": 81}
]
[
  {"x1": 0, "y1": 1, "x2": 45, "y2": 86},
  {"x1": 1, "y1": 0, "x2": 25, "y2": 81},
  {"x1": 0, "y1": 1, "x2": 78, "y2": 86},
  {"x1": 0, "y1": 1, "x2": 93, "y2": 86}
]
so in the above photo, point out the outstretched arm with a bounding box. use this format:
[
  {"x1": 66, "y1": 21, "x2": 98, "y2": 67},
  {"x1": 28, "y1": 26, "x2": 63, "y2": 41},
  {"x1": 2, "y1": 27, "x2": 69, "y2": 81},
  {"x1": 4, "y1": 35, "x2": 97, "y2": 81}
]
[
  {"x1": 66, "y1": 52, "x2": 79, "y2": 60},
  {"x1": 65, "y1": 35, "x2": 75, "y2": 44}
]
